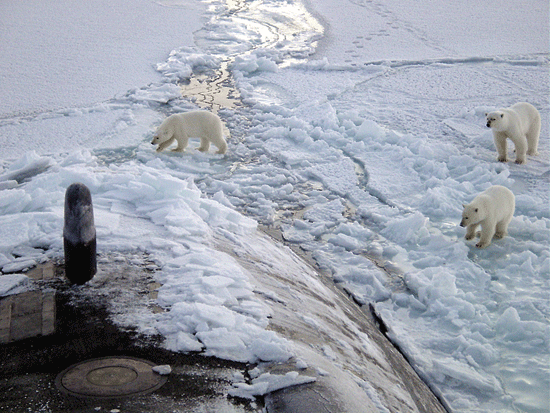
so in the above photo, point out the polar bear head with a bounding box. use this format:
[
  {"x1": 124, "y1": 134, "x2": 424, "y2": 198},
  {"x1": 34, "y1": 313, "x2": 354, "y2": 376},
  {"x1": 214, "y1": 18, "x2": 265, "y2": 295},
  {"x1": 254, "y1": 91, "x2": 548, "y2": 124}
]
[
  {"x1": 460, "y1": 203, "x2": 485, "y2": 227},
  {"x1": 151, "y1": 117, "x2": 175, "y2": 145},
  {"x1": 485, "y1": 111, "x2": 506, "y2": 131}
]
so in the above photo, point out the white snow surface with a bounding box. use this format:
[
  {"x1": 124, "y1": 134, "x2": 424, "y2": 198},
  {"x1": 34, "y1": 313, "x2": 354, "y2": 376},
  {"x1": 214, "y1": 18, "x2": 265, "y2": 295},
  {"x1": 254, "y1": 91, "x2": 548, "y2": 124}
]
[{"x1": 1, "y1": 0, "x2": 549, "y2": 412}]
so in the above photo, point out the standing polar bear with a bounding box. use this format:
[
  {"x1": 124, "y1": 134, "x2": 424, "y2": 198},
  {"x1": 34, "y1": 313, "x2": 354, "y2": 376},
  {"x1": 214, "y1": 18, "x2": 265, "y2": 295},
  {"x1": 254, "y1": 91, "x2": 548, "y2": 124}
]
[
  {"x1": 460, "y1": 185, "x2": 515, "y2": 248},
  {"x1": 151, "y1": 111, "x2": 228, "y2": 155},
  {"x1": 485, "y1": 102, "x2": 540, "y2": 164}
]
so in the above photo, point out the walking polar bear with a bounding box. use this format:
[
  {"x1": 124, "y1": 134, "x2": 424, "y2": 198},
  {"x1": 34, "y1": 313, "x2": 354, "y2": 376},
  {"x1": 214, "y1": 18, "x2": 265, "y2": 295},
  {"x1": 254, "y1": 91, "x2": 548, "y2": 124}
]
[
  {"x1": 485, "y1": 102, "x2": 540, "y2": 164},
  {"x1": 460, "y1": 185, "x2": 515, "y2": 248},
  {"x1": 151, "y1": 111, "x2": 228, "y2": 155}
]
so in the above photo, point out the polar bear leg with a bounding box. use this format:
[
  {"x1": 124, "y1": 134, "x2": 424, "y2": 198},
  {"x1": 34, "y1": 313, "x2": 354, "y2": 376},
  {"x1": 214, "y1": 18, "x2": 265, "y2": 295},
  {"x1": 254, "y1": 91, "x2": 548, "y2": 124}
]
[
  {"x1": 197, "y1": 137, "x2": 210, "y2": 152},
  {"x1": 494, "y1": 221, "x2": 508, "y2": 239},
  {"x1": 493, "y1": 133, "x2": 508, "y2": 162},
  {"x1": 157, "y1": 137, "x2": 176, "y2": 152},
  {"x1": 214, "y1": 139, "x2": 227, "y2": 155},
  {"x1": 477, "y1": 224, "x2": 495, "y2": 248},
  {"x1": 495, "y1": 211, "x2": 513, "y2": 238},
  {"x1": 512, "y1": 136, "x2": 527, "y2": 164},
  {"x1": 465, "y1": 223, "x2": 478, "y2": 240},
  {"x1": 172, "y1": 136, "x2": 189, "y2": 152},
  {"x1": 526, "y1": 120, "x2": 541, "y2": 156}
]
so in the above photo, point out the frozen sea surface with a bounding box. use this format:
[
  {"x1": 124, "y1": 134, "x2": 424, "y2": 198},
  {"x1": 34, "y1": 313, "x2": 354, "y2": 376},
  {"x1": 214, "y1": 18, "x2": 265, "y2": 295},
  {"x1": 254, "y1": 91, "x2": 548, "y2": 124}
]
[{"x1": 1, "y1": 0, "x2": 549, "y2": 412}]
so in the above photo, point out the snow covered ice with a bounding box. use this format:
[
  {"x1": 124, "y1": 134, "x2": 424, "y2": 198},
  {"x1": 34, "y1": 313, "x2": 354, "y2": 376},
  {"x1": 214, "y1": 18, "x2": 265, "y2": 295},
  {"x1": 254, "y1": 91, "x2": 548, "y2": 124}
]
[{"x1": 1, "y1": 0, "x2": 548, "y2": 412}]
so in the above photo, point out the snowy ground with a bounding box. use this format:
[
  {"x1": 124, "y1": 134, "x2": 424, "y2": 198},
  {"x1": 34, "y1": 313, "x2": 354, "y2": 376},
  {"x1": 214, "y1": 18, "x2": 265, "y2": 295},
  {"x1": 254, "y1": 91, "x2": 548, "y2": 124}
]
[{"x1": 1, "y1": 0, "x2": 548, "y2": 412}]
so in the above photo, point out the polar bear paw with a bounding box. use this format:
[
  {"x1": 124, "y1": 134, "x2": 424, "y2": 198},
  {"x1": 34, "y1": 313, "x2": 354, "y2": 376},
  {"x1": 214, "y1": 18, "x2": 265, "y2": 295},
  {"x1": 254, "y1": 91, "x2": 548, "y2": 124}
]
[{"x1": 475, "y1": 241, "x2": 489, "y2": 248}]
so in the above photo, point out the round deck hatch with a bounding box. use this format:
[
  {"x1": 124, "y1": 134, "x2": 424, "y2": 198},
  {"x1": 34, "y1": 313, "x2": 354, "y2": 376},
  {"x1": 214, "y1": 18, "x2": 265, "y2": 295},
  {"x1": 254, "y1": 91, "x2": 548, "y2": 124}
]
[{"x1": 56, "y1": 356, "x2": 167, "y2": 398}]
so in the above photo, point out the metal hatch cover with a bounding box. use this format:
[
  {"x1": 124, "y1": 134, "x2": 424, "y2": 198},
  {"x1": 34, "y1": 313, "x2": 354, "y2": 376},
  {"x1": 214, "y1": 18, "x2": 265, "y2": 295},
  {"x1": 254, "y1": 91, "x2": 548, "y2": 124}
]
[{"x1": 56, "y1": 356, "x2": 167, "y2": 399}]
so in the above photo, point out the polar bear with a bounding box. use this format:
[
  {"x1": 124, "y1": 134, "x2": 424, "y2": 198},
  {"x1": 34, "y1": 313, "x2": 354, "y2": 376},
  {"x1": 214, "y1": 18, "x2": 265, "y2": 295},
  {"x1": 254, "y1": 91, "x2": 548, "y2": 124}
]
[
  {"x1": 485, "y1": 102, "x2": 540, "y2": 164},
  {"x1": 151, "y1": 111, "x2": 228, "y2": 154},
  {"x1": 460, "y1": 185, "x2": 515, "y2": 248}
]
